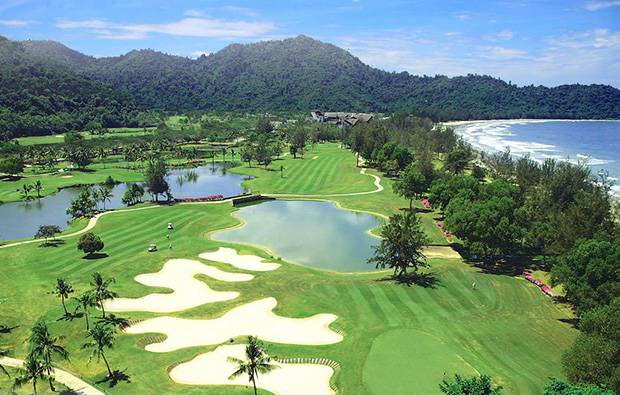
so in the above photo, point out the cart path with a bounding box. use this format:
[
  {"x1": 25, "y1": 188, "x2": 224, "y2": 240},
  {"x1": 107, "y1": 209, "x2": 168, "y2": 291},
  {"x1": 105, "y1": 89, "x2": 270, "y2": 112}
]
[
  {"x1": 0, "y1": 356, "x2": 104, "y2": 395},
  {"x1": 266, "y1": 167, "x2": 384, "y2": 198}
]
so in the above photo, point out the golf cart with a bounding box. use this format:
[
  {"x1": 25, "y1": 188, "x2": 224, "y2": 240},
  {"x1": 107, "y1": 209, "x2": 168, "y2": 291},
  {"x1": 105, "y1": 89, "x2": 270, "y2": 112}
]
[
  {"x1": 148, "y1": 244, "x2": 157, "y2": 252},
  {"x1": 167, "y1": 222, "x2": 173, "y2": 230}
]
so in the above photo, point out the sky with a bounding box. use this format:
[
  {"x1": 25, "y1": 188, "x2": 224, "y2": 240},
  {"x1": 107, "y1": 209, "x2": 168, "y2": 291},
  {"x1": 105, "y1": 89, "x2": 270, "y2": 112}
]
[{"x1": 1, "y1": 0, "x2": 619, "y2": 88}]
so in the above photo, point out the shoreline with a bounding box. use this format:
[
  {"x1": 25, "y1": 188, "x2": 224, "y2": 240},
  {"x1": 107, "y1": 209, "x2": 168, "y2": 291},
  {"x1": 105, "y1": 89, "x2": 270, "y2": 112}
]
[
  {"x1": 445, "y1": 118, "x2": 620, "y2": 200},
  {"x1": 443, "y1": 118, "x2": 620, "y2": 127}
]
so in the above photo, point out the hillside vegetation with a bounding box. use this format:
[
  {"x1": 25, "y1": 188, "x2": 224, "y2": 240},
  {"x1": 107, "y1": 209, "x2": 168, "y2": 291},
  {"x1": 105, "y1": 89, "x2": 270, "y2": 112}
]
[
  {"x1": 0, "y1": 37, "x2": 155, "y2": 138},
  {"x1": 20, "y1": 35, "x2": 620, "y2": 120}
]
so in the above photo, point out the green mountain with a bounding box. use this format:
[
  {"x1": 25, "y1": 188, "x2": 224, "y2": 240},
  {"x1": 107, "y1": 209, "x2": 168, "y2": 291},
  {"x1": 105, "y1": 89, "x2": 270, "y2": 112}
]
[
  {"x1": 0, "y1": 36, "x2": 153, "y2": 138},
  {"x1": 19, "y1": 35, "x2": 620, "y2": 120}
]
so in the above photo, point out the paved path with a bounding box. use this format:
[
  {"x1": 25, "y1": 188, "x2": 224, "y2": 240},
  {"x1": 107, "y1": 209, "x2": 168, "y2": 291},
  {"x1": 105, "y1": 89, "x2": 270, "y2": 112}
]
[
  {"x1": 0, "y1": 357, "x2": 104, "y2": 395},
  {"x1": 0, "y1": 205, "x2": 161, "y2": 250},
  {"x1": 267, "y1": 167, "x2": 384, "y2": 198}
]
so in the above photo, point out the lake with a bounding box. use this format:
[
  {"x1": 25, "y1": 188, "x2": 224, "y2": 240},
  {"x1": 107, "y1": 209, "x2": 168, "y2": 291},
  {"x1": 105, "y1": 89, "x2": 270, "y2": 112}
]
[
  {"x1": 212, "y1": 200, "x2": 383, "y2": 272},
  {"x1": 0, "y1": 163, "x2": 249, "y2": 242},
  {"x1": 454, "y1": 120, "x2": 620, "y2": 196}
]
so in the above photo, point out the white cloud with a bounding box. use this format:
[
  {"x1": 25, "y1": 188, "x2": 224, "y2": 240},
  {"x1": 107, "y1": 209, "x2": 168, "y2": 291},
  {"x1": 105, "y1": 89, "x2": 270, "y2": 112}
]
[
  {"x1": 479, "y1": 46, "x2": 528, "y2": 60},
  {"x1": 455, "y1": 12, "x2": 472, "y2": 20},
  {"x1": 332, "y1": 26, "x2": 620, "y2": 88},
  {"x1": 56, "y1": 17, "x2": 278, "y2": 40},
  {"x1": 0, "y1": 19, "x2": 35, "y2": 27},
  {"x1": 222, "y1": 6, "x2": 259, "y2": 16},
  {"x1": 584, "y1": 0, "x2": 620, "y2": 10},
  {"x1": 483, "y1": 29, "x2": 516, "y2": 42},
  {"x1": 189, "y1": 51, "x2": 212, "y2": 58},
  {"x1": 183, "y1": 9, "x2": 204, "y2": 17}
]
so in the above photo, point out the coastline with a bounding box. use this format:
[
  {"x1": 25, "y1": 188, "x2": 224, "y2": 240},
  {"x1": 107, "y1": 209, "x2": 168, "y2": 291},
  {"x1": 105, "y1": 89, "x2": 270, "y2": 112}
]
[{"x1": 443, "y1": 118, "x2": 620, "y2": 127}]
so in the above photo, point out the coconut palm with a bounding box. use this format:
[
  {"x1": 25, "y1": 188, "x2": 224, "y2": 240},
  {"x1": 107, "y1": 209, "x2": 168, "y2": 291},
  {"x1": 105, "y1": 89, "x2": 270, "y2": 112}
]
[
  {"x1": 90, "y1": 272, "x2": 118, "y2": 318},
  {"x1": 82, "y1": 323, "x2": 115, "y2": 377},
  {"x1": 227, "y1": 336, "x2": 279, "y2": 395},
  {"x1": 19, "y1": 183, "x2": 33, "y2": 201},
  {"x1": 12, "y1": 356, "x2": 46, "y2": 395},
  {"x1": 34, "y1": 180, "x2": 43, "y2": 198},
  {"x1": 74, "y1": 292, "x2": 97, "y2": 330},
  {"x1": 90, "y1": 187, "x2": 102, "y2": 211},
  {"x1": 97, "y1": 146, "x2": 108, "y2": 169},
  {"x1": 50, "y1": 278, "x2": 74, "y2": 315},
  {"x1": 98, "y1": 187, "x2": 113, "y2": 210},
  {"x1": 27, "y1": 320, "x2": 69, "y2": 391}
]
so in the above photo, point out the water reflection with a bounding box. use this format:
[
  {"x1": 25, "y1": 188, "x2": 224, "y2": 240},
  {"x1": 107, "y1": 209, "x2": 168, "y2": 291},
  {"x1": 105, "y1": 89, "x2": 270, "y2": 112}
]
[
  {"x1": 0, "y1": 163, "x2": 248, "y2": 241},
  {"x1": 213, "y1": 200, "x2": 383, "y2": 273}
]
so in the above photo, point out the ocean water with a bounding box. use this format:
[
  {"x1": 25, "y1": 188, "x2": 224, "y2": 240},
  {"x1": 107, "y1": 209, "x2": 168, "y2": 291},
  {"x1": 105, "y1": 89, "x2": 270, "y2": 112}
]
[{"x1": 454, "y1": 120, "x2": 620, "y2": 196}]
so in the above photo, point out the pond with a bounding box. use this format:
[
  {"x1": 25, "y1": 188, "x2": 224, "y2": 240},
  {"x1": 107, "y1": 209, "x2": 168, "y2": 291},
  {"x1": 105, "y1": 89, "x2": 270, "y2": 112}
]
[
  {"x1": 0, "y1": 163, "x2": 249, "y2": 242},
  {"x1": 212, "y1": 200, "x2": 383, "y2": 273}
]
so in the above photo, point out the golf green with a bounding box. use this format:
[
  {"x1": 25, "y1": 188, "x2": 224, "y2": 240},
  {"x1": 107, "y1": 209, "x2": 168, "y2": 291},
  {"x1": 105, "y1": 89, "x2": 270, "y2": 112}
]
[{"x1": 363, "y1": 329, "x2": 478, "y2": 394}]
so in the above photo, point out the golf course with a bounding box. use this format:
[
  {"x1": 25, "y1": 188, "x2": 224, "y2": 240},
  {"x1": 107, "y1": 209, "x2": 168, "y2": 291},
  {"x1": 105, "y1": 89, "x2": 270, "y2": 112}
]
[{"x1": 0, "y1": 142, "x2": 578, "y2": 394}]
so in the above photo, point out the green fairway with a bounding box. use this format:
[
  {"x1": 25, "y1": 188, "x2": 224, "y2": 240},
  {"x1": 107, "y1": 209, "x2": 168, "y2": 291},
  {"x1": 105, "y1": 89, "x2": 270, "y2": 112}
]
[
  {"x1": 0, "y1": 142, "x2": 578, "y2": 394},
  {"x1": 0, "y1": 199, "x2": 577, "y2": 394},
  {"x1": 363, "y1": 329, "x2": 478, "y2": 394},
  {"x1": 231, "y1": 144, "x2": 373, "y2": 195},
  {"x1": 15, "y1": 128, "x2": 155, "y2": 146}
]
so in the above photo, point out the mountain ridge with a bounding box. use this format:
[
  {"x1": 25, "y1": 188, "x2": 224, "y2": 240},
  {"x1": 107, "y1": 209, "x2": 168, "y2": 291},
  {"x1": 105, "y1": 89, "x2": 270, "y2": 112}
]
[{"x1": 13, "y1": 34, "x2": 620, "y2": 119}]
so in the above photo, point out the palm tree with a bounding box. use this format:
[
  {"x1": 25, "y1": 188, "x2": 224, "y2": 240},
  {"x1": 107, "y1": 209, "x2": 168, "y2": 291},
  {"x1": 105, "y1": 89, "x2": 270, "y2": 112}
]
[
  {"x1": 27, "y1": 320, "x2": 69, "y2": 391},
  {"x1": 228, "y1": 336, "x2": 279, "y2": 395},
  {"x1": 90, "y1": 272, "x2": 118, "y2": 318},
  {"x1": 49, "y1": 278, "x2": 74, "y2": 315},
  {"x1": 82, "y1": 324, "x2": 115, "y2": 377},
  {"x1": 74, "y1": 292, "x2": 97, "y2": 330},
  {"x1": 100, "y1": 187, "x2": 113, "y2": 210},
  {"x1": 34, "y1": 180, "x2": 43, "y2": 198},
  {"x1": 97, "y1": 146, "x2": 108, "y2": 169},
  {"x1": 20, "y1": 183, "x2": 33, "y2": 201},
  {"x1": 13, "y1": 356, "x2": 46, "y2": 395},
  {"x1": 90, "y1": 187, "x2": 102, "y2": 211}
]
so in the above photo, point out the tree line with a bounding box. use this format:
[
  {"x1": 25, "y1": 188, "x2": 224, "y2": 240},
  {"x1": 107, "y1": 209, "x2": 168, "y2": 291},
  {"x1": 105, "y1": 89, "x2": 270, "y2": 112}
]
[{"x1": 361, "y1": 115, "x2": 618, "y2": 393}]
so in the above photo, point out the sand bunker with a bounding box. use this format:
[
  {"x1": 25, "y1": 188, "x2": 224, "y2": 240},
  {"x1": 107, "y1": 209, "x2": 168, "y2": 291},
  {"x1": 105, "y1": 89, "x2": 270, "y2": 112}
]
[
  {"x1": 423, "y1": 246, "x2": 461, "y2": 259},
  {"x1": 126, "y1": 297, "x2": 342, "y2": 352},
  {"x1": 60, "y1": 175, "x2": 73, "y2": 178},
  {"x1": 200, "y1": 247, "x2": 280, "y2": 272},
  {"x1": 105, "y1": 259, "x2": 253, "y2": 313},
  {"x1": 170, "y1": 344, "x2": 335, "y2": 395}
]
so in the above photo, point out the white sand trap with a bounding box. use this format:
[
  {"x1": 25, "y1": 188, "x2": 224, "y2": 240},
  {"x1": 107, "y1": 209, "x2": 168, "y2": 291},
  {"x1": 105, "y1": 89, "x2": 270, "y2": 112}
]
[
  {"x1": 126, "y1": 297, "x2": 342, "y2": 352},
  {"x1": 200, "y1": 247, "x2": 280, "y2": 272},
  {"x1": 170, "y1": 344, "x2": 335, "y2": 395},
  {"x1": 105, "y1": 259, "x2": 253, "y2": 313},
  {"x1": 60, "y1": 175, "x2": 73, "y2": 178}
]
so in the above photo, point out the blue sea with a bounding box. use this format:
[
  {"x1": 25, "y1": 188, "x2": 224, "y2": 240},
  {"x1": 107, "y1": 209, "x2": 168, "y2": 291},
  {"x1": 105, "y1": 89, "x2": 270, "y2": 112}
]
[{"x1": 454, "y1": 120, "x2": 620, "y2": 197}]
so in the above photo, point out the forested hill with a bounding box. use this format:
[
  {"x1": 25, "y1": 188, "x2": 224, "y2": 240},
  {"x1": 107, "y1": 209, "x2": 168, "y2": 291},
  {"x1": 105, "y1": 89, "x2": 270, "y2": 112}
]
[
  {"x1": 19, "y1": 35, "x2": 620, "y2": 120},
  {"x1": 0, "y1": 36, "x2": 153, "y2": 138}
]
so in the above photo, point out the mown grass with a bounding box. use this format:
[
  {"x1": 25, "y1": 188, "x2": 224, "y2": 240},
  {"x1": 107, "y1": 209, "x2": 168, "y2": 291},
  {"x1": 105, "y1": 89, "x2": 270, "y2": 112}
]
[
  {"x1": 15, "y1": 128, "x2": 156, "y2": 146},
  {"x1": 230, "y1": 143, "x2": 372, "y2": 195},
  {"x1": 0, "y1": 141, "x2": 577, "y2": 394},
  {"x1": 0, "y1": 198, "x2": 576, "y2": 394}
]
